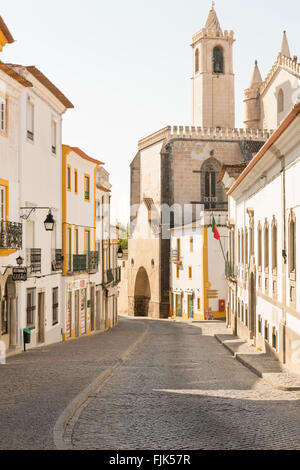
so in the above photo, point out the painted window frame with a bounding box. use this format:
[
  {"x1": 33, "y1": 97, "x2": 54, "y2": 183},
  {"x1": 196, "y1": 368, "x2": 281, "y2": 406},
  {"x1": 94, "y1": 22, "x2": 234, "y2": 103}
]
[
  {"x1": 0, "y1": 94, "x2": 8, "y2": 135},
  {"x1": 84, "y1": 174, "x2": 90, "y2": 201}
]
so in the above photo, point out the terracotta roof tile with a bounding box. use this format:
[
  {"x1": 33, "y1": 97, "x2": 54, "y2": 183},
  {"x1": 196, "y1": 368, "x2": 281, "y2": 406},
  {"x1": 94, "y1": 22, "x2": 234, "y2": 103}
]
[
  {"x1": 0, "y1": 61, "x2": 32, "y2": 87},
  {"x1": 66, "y1": 146, "x2": 104, "y2": 166}
]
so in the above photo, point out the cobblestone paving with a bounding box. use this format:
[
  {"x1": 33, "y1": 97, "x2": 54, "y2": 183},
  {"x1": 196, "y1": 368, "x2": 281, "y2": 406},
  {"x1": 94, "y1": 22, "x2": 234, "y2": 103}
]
[
  {"x1": 71, "y1": 319, "x2": 300, "y2": 450},
  {"x1": 0, "y1": 319, "x2": 147, "y2": 450}
]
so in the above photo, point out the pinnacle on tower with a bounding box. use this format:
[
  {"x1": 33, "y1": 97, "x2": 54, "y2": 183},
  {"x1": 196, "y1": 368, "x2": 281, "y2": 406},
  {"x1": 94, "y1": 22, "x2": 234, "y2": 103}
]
[
  {"x1": 249, "y1": 60, "x2": 263, "y2": 88},
  {"x1": 205, "y1": 5, "x2": 223, "y2": 35},
  {"x1": 280, "y1": 30, "x2": 291, "y2": 58}
]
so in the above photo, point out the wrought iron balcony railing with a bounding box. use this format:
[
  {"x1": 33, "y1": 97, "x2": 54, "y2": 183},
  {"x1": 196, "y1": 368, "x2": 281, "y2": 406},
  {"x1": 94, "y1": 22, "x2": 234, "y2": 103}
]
[
  {"x1": 0, "y1": 220, "x2": 22, "y2": 250},
  {"x1": 26, "y1": 248, "x2": 41, "y2": 273},
  {"x1": 88, "y1": 251, "x2": 99, "y2": 271},
  {"x1": 225, "y1": 261, "x2": 238, "y2": 280},
  {"x1": 103, "y1": 268, "x2": 114, "y2": 285},
  {"x1": 73, "y1": 254, "x2": 87, "y2": 273},
  {"x1": 52, "y1": 249, "x2": 63, "y2": 271}
]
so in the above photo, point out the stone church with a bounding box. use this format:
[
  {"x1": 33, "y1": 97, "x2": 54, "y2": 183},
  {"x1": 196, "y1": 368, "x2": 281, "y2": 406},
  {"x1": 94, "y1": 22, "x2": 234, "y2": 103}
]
[{"x1": 127, "y1": 6, "x2": 272, "y2": 319}]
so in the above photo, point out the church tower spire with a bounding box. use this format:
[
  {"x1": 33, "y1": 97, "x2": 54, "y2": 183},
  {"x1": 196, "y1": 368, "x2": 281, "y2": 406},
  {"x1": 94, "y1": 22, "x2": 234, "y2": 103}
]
[
  {"x1": 244, "y1": 60, "x2": 262, "y2": 129},
  {"x1": 191, "y1": 6, "x2": 235, "y2": 128},
  {"x1": 280, "y1": 30, "x2": 291, "y2": 58}
]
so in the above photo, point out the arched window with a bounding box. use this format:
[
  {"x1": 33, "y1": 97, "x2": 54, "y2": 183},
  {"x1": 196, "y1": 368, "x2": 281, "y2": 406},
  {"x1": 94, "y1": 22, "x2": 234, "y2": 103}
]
[
  {"x1": 278, "y1": 89, "x2": 284, "y2": 114},
  {"x1": 200, "y1": 157, "x2": 223, "y2": 210},
  {"x1": 213, "y1": 47, "x2": 224, "y2": 74},
  {"x1": 195, "y1": 49, "x2": 199, "y2": 73}
]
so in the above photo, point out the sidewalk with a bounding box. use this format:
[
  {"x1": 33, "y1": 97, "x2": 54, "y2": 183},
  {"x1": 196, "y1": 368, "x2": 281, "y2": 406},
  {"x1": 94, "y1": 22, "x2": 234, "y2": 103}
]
[{"x1": 173, "y1": 318, "x2": 300, "y2": 391}]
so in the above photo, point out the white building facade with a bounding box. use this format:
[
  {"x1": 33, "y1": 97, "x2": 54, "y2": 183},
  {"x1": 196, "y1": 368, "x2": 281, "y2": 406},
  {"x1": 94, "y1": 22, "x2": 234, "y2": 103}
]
[
  {"x1": 226, "y1": 103, "x2": 300, "y2": 373},
  {"x1": 170, "y1": 214, "x2": 227, "y2": 321}
]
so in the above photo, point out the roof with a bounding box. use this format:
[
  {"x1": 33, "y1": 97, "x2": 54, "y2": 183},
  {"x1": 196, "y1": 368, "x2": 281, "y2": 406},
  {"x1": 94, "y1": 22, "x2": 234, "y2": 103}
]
[
  {"x1": 5, "y1": 64, "x2": 74, "y2": 109},
  {"x1": 228, "y1": 102, "x2": 300, "y2": 195},
  {"x1": 66, "y1": 146, "x2": 104, "y2": 166},
  {"x1": 0, "y1": 60, "x2": 32, "y2": 88},
  {"x1": 217, "y1": 163, "x2": 248, "y2": 184},
  {"x1": 26, "y1": 66, "x2": 74, "y2": 109},
  {"x1": 0, "y1": 17, "x2": 14, "y2": 44}
]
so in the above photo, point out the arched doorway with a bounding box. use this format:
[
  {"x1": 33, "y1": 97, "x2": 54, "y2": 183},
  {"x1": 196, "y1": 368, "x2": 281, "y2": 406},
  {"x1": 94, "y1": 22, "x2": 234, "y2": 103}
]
[{"x1": 134, "y1": 267, "x2": 151, "y2": 317}]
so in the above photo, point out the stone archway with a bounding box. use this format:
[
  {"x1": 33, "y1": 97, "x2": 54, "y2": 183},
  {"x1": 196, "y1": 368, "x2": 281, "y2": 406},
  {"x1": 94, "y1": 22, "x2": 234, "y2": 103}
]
[{"x1": 134, "y1": 267, "x2": 151, "y2": 317}]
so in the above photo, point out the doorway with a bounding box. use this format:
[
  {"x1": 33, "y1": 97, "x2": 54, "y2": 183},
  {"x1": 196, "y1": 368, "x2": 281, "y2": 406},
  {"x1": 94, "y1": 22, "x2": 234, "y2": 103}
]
[
  {"x1": 37, "y1": 292, "x2": 45, "y2": 344},
  {"x1": 75, "y1": 290, "x2": 80, "y2": 337}
]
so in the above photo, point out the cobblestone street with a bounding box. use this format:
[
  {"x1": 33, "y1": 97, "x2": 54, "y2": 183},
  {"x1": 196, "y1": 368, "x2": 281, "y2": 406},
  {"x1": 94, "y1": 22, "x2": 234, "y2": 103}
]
[{"x1": 1, "y1": 317, "x2": 300, "y2": 450}]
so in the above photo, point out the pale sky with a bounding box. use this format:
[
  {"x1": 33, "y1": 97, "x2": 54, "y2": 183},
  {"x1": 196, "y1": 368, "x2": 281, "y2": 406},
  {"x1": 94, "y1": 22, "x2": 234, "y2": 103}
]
[{"x1": 1, "y1": 0, "x2": 299, "y2": 224}]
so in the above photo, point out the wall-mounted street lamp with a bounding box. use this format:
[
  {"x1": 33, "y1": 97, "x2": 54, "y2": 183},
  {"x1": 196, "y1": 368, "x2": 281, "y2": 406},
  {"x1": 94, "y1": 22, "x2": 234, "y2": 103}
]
[
  {"x1": 20, "y1": 207, "x2": 55, "y2": 232},
  {"x1": 16, "y1": 256, "x2": 24, "y2": 266}
]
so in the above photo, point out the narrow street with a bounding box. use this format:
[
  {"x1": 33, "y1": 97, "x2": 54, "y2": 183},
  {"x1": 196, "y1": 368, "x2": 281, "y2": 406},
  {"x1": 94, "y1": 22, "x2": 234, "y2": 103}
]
[{"x1": 1, "y1": 317, "x2": 300, "y2": 450}]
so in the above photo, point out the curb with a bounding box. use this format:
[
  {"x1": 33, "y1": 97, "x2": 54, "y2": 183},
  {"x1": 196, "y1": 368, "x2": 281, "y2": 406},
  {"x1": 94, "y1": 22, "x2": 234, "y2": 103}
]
[
  {"x1": 53, "y1": 326, "x2": 150, "y2": 450},
  {"x1": 215, "y1": 334, "x2": 300, "y2": 392}
]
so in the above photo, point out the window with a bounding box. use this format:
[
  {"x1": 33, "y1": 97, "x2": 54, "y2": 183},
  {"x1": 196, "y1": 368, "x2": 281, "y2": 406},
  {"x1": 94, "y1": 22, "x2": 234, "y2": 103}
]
[
  {"x1": 245, "y1": 228, "x2": 248, "y2": 266},
  {"x1": 51, "y1": 120, "x2": 57, "y2": 154},
  {"x1": 197, "y1": 298, "x2": 201, "y2": 310},
  {"x1": 189, "y1": 267, "x2": 192, "y2": 280},
  {"x1": 264, "y1": 220, "x2": 269, "y2": 272},
  {"x1": 74, "y1": 228, "x2": 79, "y2": 254},
  {"x1": 265, "y1": 321, "x2": 269, "y2": 342},
  {"x1": 241, "y1": 229, "x2": 244, "y2": 265},
  {"x1": 237, "y1": 300, "x2": 240, "y2": 318},
  {"x1": 67, "y1": 227, "x2": 72, "y2": 272},
  {"x1": 84, "y1": 175, "x2": 90, "y2": 201},
  {"x1": 213, "y1": 46, "x2": 224, "y2": 74},
  {"x1": 67, "y1": 166, "x2": 71, "y2": 191},
  {"x1": 190, "y1": 236, "x2": 194, "y2": 252},
  {"x1": 26, "y1": 288, "x2": 36, "y2": 328},
  {"x1": 278, "y1": 89, "x2": 284, "y2": 114},
  {"x1": 238, "y1": 230, "x2": 241, "y2": 264},
  {"x1": 258, "y1": 315, "x2": 262, "y2": 334},
  {"x1": 200, "y1": 157, "x2": 223, "y2": 210},
  {"x1": 74, "y1": 170, "x2": 78, "y2": 194},
  {"x1": 288, "y1": 212, "x2": 296, "y2": 277},
  {"x1": 84, "y1": 230, "x2": 90, "y2": 255},
  {"x1": 0, "y1": 96, "x2": 7, "y2": 133},
  {"x1": 52, "y1": 287, "x2": 59, "y2": 325},
  {"x1": 258, "y1": 222, "x2": 262, "y2": 269},
  {"x1": 0, "y1": 182, "x2": 7, "y2": 221},
  {"x1": 272, "y1": 217, "x2": 277, "y2": 273},
  {"x1": 195, "y1": 48, "x2": 199, "y2": 73},
  {"x1": 272, "y1": 327, "x2": 277, "y2": 350},
  {"x1": 26, "y1": 98, "x2": 34, "y2": 141}
]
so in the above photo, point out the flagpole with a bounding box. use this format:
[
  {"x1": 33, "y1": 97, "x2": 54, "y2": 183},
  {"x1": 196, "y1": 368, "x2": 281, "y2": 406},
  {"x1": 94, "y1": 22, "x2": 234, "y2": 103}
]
[{"x1": 211, "y1": 210, "x2": 226, "y2": 263}]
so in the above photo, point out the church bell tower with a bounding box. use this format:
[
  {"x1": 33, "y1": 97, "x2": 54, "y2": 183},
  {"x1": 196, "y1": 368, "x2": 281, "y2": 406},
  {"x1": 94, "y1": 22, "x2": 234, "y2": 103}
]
[{"x1": 192, "y1": 5, "x2": 235, "y2": 129}]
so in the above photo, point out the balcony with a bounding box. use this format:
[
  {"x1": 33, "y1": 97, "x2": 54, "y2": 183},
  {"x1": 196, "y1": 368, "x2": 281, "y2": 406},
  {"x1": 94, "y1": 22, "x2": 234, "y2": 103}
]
[
  {"x1": 225, "y1": 261, "x2": 238, "y2": 281},
  {"x1": 88, "y1": 251, "x2": 99, "y2": 272},
  {"x1": 70, "y1": 252, "x2": 99, "y2": 273},
  {"x1": 0, "y1": 220, "x2": 22, "y2": 251},
  {"x1": 103, "y1": 268, "x2": 114, "y2": 285},
  {"x1": 52, "y1": 249, "x2": 63, "y2": 271},
  {"x1": 26, "y1": 248, "x2": 41, "y2": 273}
]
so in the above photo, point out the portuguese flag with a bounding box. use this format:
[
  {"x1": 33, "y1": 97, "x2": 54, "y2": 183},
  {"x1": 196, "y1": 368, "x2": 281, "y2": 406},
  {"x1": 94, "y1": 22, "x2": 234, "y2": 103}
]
[{"x1": 212, "y1": 216, "x2": 220, "y2": 241}]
